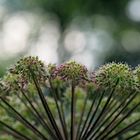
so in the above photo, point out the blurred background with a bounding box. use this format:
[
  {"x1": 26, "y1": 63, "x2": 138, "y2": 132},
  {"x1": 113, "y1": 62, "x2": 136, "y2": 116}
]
[{"x1": 0, "y1": 0, "x2": 140, "y2": 76}]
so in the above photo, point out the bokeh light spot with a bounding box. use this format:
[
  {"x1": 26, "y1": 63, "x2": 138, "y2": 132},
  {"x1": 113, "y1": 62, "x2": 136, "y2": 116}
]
[
  {"x1": 64, "y1": 30, "x2": 86, "y2": 53},
  {"x1": 121, "y1": 30, "x2": 140, "y2": 52},
  {"x1": 2, "y1": 14, "x2": 30, "y2": 56},
  {"x1": 127, "y1": 0, "x2": 140, "y2": 22}
]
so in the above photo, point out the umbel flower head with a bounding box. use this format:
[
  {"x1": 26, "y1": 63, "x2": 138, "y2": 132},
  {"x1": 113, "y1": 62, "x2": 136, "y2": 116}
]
[
  {"x1": 133, "y1": 65, "x2": 140, "y2": 89},
  {"x1": 52, "y1": 61, "x2": 88, "y2": 83},
  {"x1": 0, "y1": 80, "x2": 6, "y2": 94},
  {"x1": 0, "y1": 56, "x2": 48, "y2": 92},
  {"x1": 2, "y1": 74, "x2": 29, "y2": 92},
  {"x1": 9, "y1": 56, "x2": 47, "y2": 83},
  {"x1": 47, "y1": 63, "x2": 56, "y2": 77},
  {"x1": 95, "y1": 62, "x2": 135, "y2": 93}
]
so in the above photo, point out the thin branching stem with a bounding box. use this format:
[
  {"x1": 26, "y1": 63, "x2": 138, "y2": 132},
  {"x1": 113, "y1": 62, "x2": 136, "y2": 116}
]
[
  {"x1": 107, "y1": 118, "x2": 140, "y2": 140},
  {"x1": 94, "y1": 92, "x2": 138, "y2": 140},
  {"x1": 0, "y1": 97, "x2": 48, "y2": 140},
  {"x1": 20, "y1": 89, "x2": 57, "y2": 140},
  {"x1": 75, "y1": 92, "x2": 89, "y2": 140},
  {"x1": 49, "y1": 78, "x2": 68, "y2": 140},
  {"x1": 59, "y1": 93, "x2": 68, "y2": 140},
  {"x1": 0, "y1": 121, "x2": 32, "y2": 140},
  {"x1": 100, "y1": 101, "x2": 140, "y2": 140},
  {"x1": 126, "y1": 131, "x2": 140, "y2": 140},
  {"x1": 78, "y1": 90, "x2": 99, "y2": 140},
  {"x1": 71, "y1": 81, "x2": 76, "y2": 140},
  {"x1": 88, "y1": 91, "x2": 133, "y2": 140},
  {"x1": 82, "y1": 79, "x2": 119, "y2": 140},
  {"x1": 81, "y1": 90, "x2": 105, "y2": 140},
  {"x1": 30, "y1": 68, "x2": 63, "y2": 140}
]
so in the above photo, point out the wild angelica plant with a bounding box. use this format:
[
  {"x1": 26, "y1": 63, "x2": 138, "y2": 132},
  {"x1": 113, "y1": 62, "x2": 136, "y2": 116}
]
[{"x1": 0, "y1": 56, "x2": 140, "y2": 140}]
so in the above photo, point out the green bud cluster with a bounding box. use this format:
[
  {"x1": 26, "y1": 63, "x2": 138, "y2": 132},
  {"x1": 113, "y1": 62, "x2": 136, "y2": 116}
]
[
  {"x1": 0, "y1": 80, "x2": 6, "y2": 94},
  {"x1": 47, "y1": 63, "x2": 56, "y2": 77},
  {"x1": 0, "y1": 57, "x2": 140, "y2": 95},
  {"x1": 3, "y1": 74, "x2": 19, "y2": 91},
  {"x1": 3, "y1": 74, "x2": 28, "y2": 92},
  {"x1": 0, "y1": 56, "x2": 48, "y2": 93},
  {"x1": 133, "y1": 65, "x2": 140, "y2": 89},
  {"x1": 9, "y1": 56, "x2": 47, "y2": 81},
  {"x1": 94, "y1": 62, "x2": 136, "y2": 93},
  {"x1": 52, "y1": 61, "x2": 88, "y2": 83}
]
